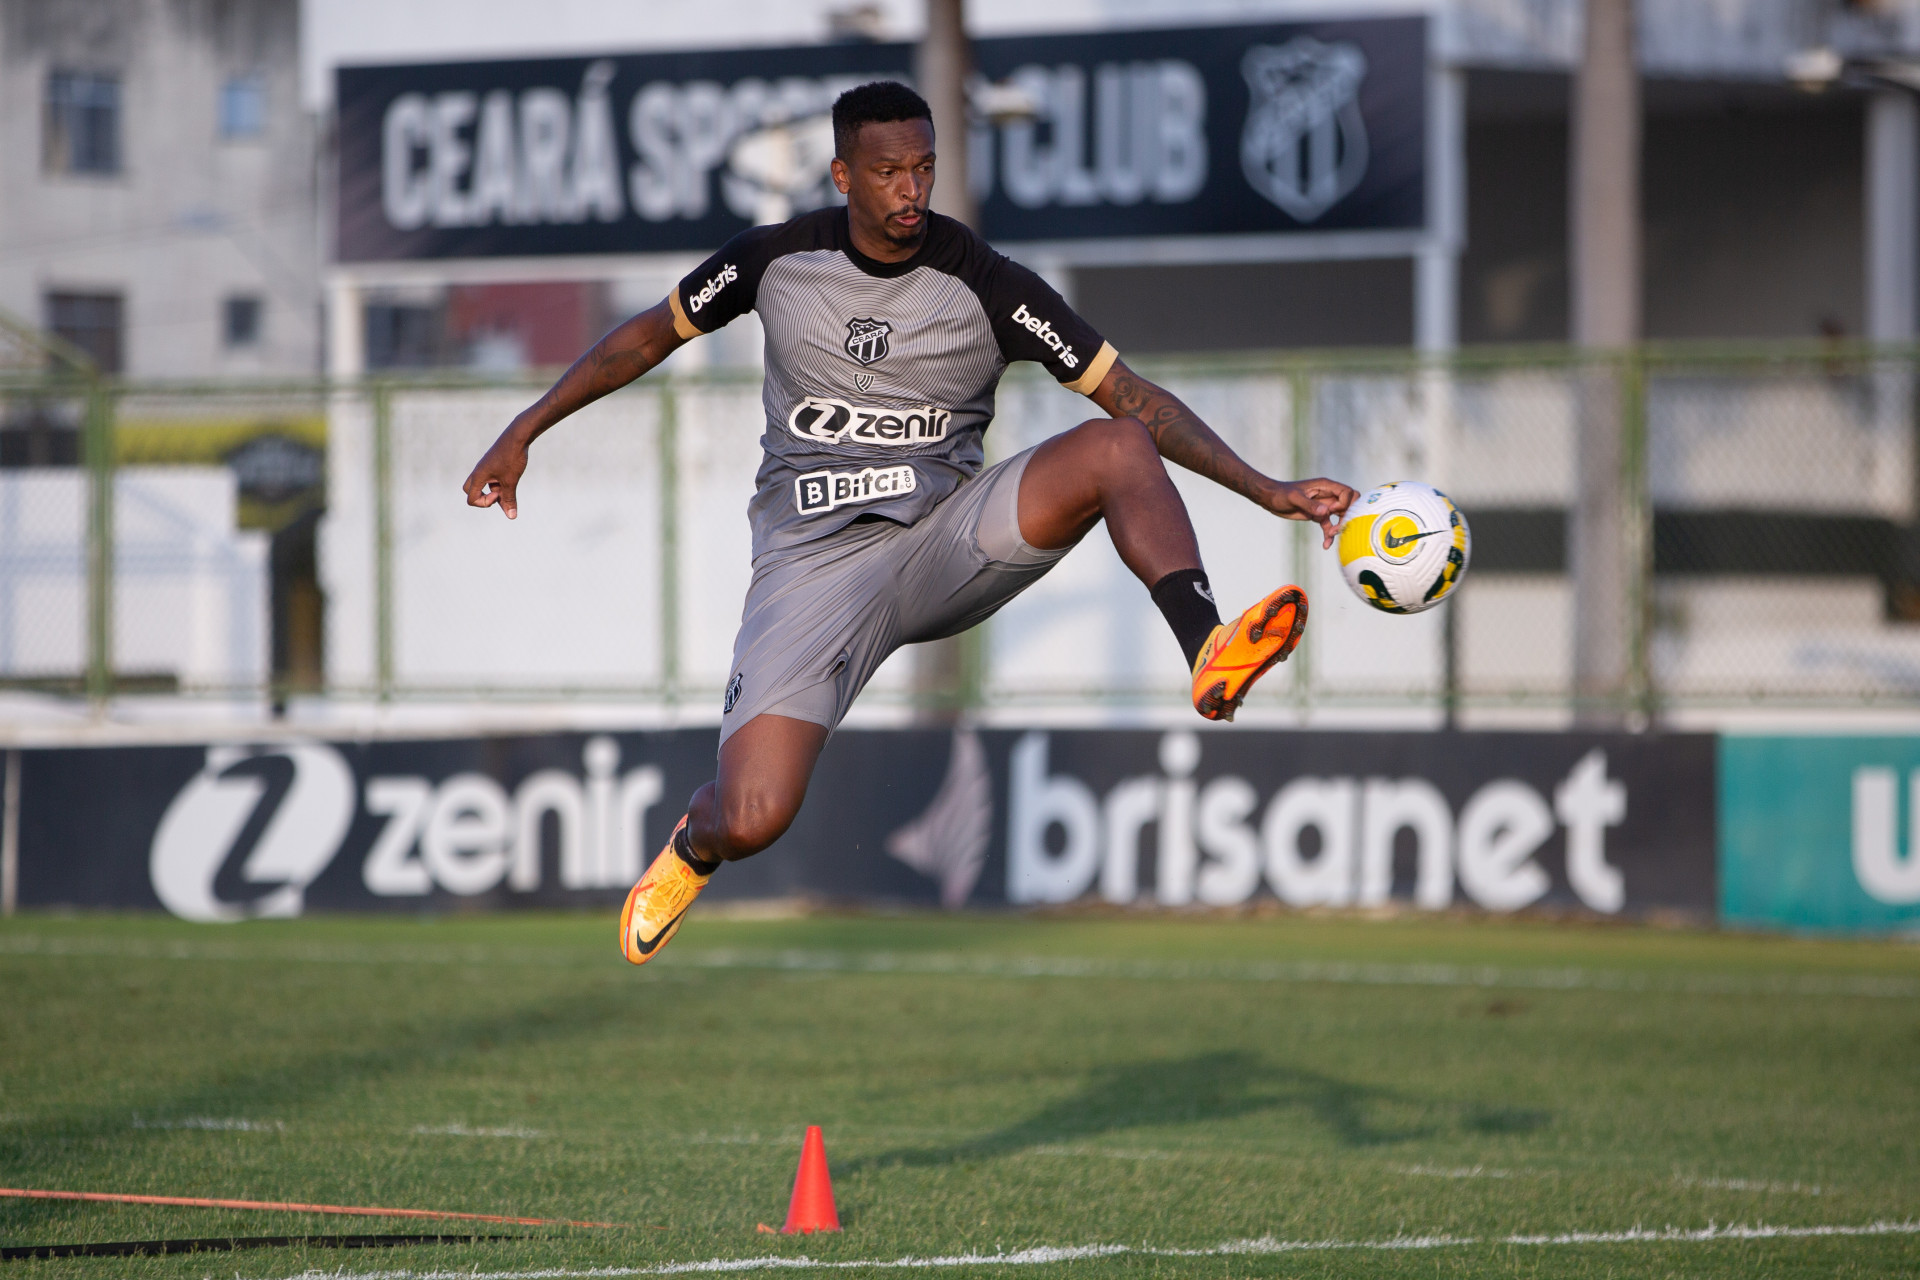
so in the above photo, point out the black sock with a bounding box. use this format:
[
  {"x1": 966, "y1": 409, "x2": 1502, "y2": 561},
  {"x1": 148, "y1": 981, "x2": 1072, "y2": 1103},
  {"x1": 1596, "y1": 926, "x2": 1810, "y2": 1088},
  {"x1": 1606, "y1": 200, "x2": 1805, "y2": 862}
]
[
  {"x1": 1151, "y1": 568, "x2": 1223, "y2": 670},
  {"x1": 674, "y1": 822, "x2": 721, "y2": 876}
]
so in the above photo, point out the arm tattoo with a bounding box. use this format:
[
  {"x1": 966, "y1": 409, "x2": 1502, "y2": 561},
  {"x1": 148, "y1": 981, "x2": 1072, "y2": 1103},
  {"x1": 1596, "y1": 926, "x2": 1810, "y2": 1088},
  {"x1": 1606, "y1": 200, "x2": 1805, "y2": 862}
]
[{"x1": 1107, "y1": 368, "x2": 1271, "y2": 505}]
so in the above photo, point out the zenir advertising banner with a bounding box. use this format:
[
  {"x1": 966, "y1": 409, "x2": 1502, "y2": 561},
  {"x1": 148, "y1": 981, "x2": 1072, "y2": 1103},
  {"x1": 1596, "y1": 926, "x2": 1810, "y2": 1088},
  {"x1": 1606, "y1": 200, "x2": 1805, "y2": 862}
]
[
  {"x1": 16, "y1": 727, "x2": 1711, "y2": 923},
  {"x1": 335, "y1": 18, "x2": 1426, "y2": 262}
]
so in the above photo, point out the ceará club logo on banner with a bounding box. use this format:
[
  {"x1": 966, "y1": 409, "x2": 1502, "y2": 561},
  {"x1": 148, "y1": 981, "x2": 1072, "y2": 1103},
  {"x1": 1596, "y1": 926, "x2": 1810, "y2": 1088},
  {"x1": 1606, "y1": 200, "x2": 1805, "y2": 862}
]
[{"x1": 148, "y1": 738, "x2": 665, "y2": 922}]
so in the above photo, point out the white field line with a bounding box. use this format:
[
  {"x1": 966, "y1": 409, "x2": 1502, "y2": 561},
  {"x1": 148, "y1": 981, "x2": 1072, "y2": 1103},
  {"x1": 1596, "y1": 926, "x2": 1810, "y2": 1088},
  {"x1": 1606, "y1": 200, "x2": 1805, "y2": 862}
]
[
  {"x1": 130, "y1": 1115, "x2": 283, "y2": 1132},
  {"x1": 668, "y1": 949, "x2": 1920, "y2": 1000},
  {"x1": 4, "y1": 933, "x2": 1916, "y2": 1000},
  {"x1": 1677, "y1": 1175, "x2": 1824, "y2": 1195},
  {"x1": 1397, "y1": 1164, "x2": 1516, "y2": 1179},
  {"x1": 413, "y1": 1124, "x2": 543, "y2": 1139},
  {"x1": 257, "y1": 1220, "x2": 1920, "y2": 1280}
]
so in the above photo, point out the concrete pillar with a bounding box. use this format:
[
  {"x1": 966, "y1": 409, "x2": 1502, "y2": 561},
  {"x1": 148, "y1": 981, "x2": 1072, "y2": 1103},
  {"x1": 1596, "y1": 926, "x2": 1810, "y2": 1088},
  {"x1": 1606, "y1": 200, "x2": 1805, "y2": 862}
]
[
  {"x1": 916, "y1": 0, "x2": 977, "y2": 229},
  {"x1": 1568, "y1": 0, "x2": 1641, "y2": 726},
  {"x1": 1419, "y1": 65, "x2": 1465, "y2": 723},
  {"x1": 914, "y1": 0, "x2": 977, "y2": 718},
  {"x1": 321, "y1": 273, "x2": 374, "y2": 692},
  {"x1": 1569, "y1": 0, "x2": 1640, "y2": 351},
  {"x1": 1415, "y1": 65, "x2": 1464, "y2": 354},
  {"x1": 1867, "y1": 91, "x2": 1918, "y2": 345},
  {"x1": 326, "y1": 275, "x2": 365, "y2": 380},
  {"x1": 1866, "y1": 92, "x2": 1918, "y2": 528}
]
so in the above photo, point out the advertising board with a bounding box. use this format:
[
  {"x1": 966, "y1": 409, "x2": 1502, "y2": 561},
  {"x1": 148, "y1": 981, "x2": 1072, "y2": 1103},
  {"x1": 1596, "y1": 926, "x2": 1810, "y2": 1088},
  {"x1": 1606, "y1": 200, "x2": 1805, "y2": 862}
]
[
  {"x1": 16, "y1": 727, "x2": 1713, "y2": 923},
  {"x1": 335, "y1": 18, "x2": 1426, "y2": 262}
]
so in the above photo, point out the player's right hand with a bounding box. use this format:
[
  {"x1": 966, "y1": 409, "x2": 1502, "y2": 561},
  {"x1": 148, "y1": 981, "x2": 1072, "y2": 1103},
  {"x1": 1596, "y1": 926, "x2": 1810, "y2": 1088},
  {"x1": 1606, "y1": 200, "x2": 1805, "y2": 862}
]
[{"x1": 462, "y1": 426, "x2": 530, "y2": 520}]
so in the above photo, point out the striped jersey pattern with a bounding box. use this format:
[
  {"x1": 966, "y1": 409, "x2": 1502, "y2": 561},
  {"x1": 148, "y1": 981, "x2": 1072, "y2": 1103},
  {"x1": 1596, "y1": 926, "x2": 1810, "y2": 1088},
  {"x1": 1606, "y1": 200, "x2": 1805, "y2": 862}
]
[{"x1": 673, "y1": 208, "x2": 1117, "y2": 559}]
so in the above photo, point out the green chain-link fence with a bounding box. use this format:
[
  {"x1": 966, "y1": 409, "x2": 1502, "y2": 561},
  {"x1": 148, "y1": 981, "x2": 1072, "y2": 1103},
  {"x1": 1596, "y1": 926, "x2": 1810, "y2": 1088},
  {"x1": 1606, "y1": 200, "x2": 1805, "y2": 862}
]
[{"x1": 4, "y1": 340, "x2": 1917, "y2": 719}]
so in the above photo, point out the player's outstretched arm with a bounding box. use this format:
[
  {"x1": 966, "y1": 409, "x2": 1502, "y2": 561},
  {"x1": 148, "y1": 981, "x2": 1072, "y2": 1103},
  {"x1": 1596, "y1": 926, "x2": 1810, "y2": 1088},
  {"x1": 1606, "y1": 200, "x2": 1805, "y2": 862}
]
[
  {"x1": 1088, "y1": 359, "x2": 1357, "y2": 548},
  {"x1": 462, "y1": 299, "x2": 688, "y2": 519}
]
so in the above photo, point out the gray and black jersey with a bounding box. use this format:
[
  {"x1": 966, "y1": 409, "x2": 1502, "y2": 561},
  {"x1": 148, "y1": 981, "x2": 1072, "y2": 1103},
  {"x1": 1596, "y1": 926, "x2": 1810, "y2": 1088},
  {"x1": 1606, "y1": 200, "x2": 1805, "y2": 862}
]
[{"x1": 670, "y1": 207, "x2": 1118, "y2": 560}]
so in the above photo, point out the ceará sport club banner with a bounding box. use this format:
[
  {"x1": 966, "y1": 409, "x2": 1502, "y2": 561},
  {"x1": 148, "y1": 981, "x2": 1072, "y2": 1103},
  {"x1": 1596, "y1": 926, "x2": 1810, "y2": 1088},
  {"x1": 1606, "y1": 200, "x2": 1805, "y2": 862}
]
[{"x1": 335, "y1": 17, "x2": 1426, "y2": 261}]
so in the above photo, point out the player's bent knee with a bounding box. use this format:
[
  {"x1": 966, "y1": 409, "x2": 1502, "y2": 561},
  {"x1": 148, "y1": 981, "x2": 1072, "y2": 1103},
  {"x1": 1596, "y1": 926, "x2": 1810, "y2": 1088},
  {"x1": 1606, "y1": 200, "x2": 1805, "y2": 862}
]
[
  {"x1": 1073, "y1": 416, "x2": 1155, "y2": 469},
  {"x1": 713, "y1": 791, "x2": 802, "y2": 860},
  {"x1": 1092, "y1": 419, "x2": 1160, "y2": 491}
]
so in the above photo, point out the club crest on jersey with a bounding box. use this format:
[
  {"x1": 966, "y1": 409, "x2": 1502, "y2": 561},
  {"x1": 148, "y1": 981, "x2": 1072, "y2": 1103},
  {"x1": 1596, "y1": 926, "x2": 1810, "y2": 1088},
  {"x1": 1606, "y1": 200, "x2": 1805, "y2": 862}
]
[{"x1": 844, "y1": 317, "x2": 892, "y2": 366}]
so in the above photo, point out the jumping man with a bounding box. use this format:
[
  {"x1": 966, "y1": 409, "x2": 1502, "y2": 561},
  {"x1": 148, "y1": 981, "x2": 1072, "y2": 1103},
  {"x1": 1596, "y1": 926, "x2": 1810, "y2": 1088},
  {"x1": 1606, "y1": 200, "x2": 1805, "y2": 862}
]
[{"x1": 461, "y1": 82, "x2": 1358, "y2": 963}]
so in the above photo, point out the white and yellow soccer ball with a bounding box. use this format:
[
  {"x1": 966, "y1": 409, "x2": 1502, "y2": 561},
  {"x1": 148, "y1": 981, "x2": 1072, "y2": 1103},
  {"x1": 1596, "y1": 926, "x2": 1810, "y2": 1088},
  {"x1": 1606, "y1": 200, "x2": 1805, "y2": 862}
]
[{"x1": 1335, "y1": 481, "x2": 1470, "y2": 614}]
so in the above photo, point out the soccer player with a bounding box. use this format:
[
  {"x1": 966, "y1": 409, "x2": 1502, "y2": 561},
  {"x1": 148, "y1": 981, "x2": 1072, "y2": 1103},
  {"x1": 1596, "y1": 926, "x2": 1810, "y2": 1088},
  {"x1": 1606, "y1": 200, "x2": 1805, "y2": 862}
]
[{"x1": 462, "y1": 82, "x2": 1357, "y2": 964}]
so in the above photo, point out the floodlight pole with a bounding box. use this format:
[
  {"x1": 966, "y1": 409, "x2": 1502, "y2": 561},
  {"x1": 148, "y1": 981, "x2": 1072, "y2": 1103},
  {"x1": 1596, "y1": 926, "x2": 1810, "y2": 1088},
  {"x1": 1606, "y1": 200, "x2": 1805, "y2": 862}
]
[
  {"x1": 913, "y1": 0, "x2": 977, "y2": 719},
  {"x1": 1569, "y1": 0, "x2": 1642, "y2": 727}
]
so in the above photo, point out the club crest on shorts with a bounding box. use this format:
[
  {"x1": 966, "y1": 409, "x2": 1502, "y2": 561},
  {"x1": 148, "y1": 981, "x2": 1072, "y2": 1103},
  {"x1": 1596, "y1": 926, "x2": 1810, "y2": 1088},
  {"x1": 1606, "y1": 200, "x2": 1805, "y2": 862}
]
[
  {"x1": 724, "y1": 672, "x2": 743, "y2": 714},
  {"x1": 843, "y1": 317, "x2": 891, "y2": 366}
]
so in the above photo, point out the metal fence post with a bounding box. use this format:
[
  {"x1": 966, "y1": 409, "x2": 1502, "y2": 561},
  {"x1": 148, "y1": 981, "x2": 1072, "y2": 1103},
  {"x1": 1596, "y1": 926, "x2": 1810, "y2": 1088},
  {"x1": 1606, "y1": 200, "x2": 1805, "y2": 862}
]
[
  {"x1": 372, "y1": 383, "x2": 395, "y2": 702},
  {"x1": 1623, "y1": 348, "x2": 1654, "y2": 724},
  {"x1": 1, "y1": 749, "x2": 18, "y2": 917},
  {"x1": 83, "y1": 380, "x2": 115, "y2": 705},
  {"x1": 658, "y1": 383, "x2": 680, "y2": 703},
  {"x1": 1289, "y1": 364, "x2": 1314, "y2": 713}
]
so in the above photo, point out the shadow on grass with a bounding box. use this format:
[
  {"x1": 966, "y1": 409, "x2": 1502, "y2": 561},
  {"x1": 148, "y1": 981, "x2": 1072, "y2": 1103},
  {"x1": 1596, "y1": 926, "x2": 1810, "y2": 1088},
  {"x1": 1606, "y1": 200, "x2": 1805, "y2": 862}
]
[
  {"x1": 844, "y1": 1050, "x2": 1455, "y2": 1172},
  {"x1": 0, "y1": 981, "x2": 643, "y2": 1240}
]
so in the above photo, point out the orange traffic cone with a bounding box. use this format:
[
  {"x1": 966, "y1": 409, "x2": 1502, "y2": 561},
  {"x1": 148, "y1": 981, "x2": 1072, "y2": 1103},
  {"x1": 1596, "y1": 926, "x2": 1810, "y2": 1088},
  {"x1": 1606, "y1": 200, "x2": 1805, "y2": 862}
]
[{"x1": 779, "y1": 1125, "x2": 840, "y2": 1234}]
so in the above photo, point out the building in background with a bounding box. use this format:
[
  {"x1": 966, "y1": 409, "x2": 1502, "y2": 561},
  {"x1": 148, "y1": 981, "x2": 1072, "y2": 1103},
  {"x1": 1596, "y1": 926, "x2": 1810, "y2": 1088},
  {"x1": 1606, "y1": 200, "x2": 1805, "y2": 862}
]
[
  {"x1": 4, "y1": 1, "x2": 1916, "y2": 372},
  {"x1": 306, "y1": 0, "x2": 1920, "y2": 369},
  {"x1": 0, "y1": 0, "x2": 321, "y2": 378},
  {"x1": 0, "y1": 0, "x2": 323, "y2": 702}
]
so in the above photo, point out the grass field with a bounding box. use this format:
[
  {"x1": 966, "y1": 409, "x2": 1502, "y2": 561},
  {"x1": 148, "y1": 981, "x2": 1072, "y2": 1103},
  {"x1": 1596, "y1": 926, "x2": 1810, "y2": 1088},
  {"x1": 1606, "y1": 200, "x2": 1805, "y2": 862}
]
[{"x1": 2, "y1": 908, "x2": 1918, "y2": 1279}]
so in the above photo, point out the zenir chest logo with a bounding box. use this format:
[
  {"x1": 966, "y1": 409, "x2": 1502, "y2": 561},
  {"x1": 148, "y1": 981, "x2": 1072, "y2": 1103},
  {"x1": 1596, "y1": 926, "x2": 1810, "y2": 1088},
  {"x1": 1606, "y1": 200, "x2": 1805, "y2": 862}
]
[{"x1": 844, "y1": 317, "x2": 892, "y2": 366}]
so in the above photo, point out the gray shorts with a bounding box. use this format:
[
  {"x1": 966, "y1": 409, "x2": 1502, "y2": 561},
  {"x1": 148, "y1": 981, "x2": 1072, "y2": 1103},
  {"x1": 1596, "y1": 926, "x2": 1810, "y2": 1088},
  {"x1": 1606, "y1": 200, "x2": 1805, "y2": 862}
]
[{"x1": 719, "y1": 446, "x2": 1067, "y2": 746}]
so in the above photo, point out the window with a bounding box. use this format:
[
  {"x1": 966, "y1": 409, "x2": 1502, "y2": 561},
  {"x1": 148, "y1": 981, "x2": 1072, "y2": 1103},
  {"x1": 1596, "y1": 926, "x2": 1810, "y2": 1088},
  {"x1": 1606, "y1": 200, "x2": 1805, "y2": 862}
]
[
  {"x1": 219, "y1": 76, "x2": 265, "y2": 140},
  {"x1": 364, "y1": 303, "x2": 446, "y2": 369},
  {"x1": 44, "y1": 291, "x2": 124, "y2": 373},
  {"x1": 223, "y1": 296, "x2": 263, "y2": 348},
  {"x1": 44, "y1": 71, "x2": 121, "y2": 175}
]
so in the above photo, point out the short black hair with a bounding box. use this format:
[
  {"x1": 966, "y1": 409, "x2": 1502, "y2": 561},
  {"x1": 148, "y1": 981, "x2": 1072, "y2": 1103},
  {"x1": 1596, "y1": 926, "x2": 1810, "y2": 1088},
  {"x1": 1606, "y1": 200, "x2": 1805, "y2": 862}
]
[{"x1": 831, "y1": 81, "x2": 932, "y2": 160}]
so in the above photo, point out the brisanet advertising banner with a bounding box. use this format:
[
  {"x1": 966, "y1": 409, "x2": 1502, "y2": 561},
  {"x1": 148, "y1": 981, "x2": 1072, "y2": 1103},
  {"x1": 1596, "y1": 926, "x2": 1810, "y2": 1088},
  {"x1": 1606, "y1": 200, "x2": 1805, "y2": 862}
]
[
  {"x1": 17, "y1": 728, "x2": 1711, "y2": 922},
  {"x1": 1720, "y1": 736, "x2": 1920, "y2": 933},
  {"x1": 335, "y1": 18, "x2": 1426, "y2": 261}
]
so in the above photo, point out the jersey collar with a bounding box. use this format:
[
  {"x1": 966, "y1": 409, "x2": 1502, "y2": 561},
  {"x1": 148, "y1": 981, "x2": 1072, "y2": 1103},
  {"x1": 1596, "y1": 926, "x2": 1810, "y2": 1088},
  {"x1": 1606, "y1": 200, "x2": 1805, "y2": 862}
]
[{"x1": 837, "y1": 207, "x2": 941, "y2": 279}]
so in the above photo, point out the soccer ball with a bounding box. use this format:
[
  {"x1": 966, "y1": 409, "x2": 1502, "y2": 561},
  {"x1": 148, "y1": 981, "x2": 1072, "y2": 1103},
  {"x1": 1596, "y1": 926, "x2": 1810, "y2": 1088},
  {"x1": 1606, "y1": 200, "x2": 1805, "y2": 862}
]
[{"x1": 1335, "y1": 481, "x2": 1470, "y2": 614}]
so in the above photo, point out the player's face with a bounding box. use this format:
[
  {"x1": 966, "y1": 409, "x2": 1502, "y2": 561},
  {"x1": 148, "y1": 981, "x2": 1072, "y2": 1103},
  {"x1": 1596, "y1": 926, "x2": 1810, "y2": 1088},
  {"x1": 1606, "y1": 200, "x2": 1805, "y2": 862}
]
[{"x1": 833, "y1": 119, "x2": 936, "y2": 255}]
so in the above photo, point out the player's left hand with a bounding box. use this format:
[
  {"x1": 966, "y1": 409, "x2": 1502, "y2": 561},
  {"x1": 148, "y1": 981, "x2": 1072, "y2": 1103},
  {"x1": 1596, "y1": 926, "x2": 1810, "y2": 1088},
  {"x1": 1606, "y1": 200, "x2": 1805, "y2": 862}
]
[{"x1": 1270, "y1": 478, "x2": 1358, "y2": 549}]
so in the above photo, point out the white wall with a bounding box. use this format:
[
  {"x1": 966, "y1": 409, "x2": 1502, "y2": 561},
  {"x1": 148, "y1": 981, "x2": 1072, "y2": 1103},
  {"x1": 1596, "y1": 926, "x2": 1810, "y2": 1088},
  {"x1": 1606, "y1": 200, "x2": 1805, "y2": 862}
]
[{"x1": 0, "y1": 468, "x2": 268, "y2": 687}]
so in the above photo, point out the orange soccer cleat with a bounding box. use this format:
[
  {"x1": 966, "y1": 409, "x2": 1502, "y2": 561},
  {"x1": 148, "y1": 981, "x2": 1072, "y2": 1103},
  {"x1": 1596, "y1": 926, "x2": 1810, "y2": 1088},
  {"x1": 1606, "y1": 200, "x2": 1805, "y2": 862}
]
[
  {"x1": 619, "y1": 815, "x2": 710, "y2": 965},
  {"x1": 1190, "y1": 585, "x2": 1308, "y2": 721}
]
